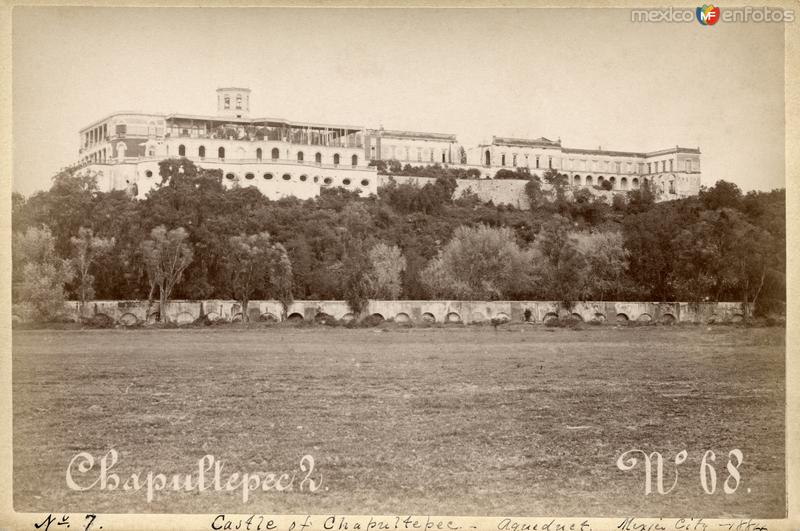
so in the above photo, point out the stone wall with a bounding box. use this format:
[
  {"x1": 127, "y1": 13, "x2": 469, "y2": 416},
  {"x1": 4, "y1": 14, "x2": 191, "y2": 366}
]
[
  {"x1": 57, "y1": 299, "x2": 747, "y2": 326},
  {"x1": 378, "y1": 175, "x2": 619, "y2": 210}
]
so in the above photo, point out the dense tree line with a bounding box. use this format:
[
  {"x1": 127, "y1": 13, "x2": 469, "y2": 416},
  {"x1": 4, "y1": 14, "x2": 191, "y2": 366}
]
[{"x1": 12, "y1": 158, "x2": 785, "y2": 321}]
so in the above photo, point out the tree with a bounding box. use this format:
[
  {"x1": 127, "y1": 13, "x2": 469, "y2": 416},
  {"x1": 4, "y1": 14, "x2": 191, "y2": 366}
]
[
  {"x1": 531, "y1": 216, "x2": 585, "y2": 305},
  {"x1": 542, "y1": 169, "x2": 571, "y2": 214},
  {"x1": 572, "y1": 231, "x2": 629, "y2": 300},
  {"x1": 612, "y1": 193, "x2": 627, "y2": 212},
  {"x1": 342, "y1": 245, "x2": 372, "y2": 315},
  {"x1": 367, "y1": 243, "x2": 406, "y2": 299},
  {"x1": 627, "y1": 181, "x2": 656, "y2": 213},
  {"x1": 140, "y1": 226, "x2": 194, "y2": 322},
  {"x1": 421, "y1": 225, "x2": 532, "y2": 300},
  {"x1": 270, "y1": 245, "x2": 294, "y2": 318},
  {"x1": 699, "y1": 180, "x2": 742, "y2": 211},
  {"x1": 21, "y1": 167, "x2": 99, "y2": 258},
  {"x1": 12, "y1": 227, "x2": 75, "y2": 321},
  {"x1": 225, "y1": 232, "x2": 292, "y2": 322},
  {"x1": 70, "y1": 227, "x2": 115, "y2": 307},
  {"x1": 569, "y1": 188, "x2": 610, "y2": 226},
  {"x1": 671, "y1": 217, "x2": 719, "y2": 302},
  {"x1": 713, "y1": 210, "x2": 776, "y2": 321},
  {"x1": 622, "y1": 204, "x2": 682, "y2": 300},
  {"x1": 524, "y1": 178, "x2": 548, "y2": 211}
]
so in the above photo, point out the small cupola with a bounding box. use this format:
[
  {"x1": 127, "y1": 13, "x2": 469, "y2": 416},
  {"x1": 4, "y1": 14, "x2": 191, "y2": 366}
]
[{"x1": 216, "y1": 87, "x2": 251, "y2": 119}]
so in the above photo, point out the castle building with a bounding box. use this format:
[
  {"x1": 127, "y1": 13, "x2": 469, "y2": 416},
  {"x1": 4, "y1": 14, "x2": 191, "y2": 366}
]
[
  {"x1": 364, "y1": 128, "x2": 459, "y2": 166},
  {"x1": 76, "y1": 88, "x2": 701, "y2": 202},
  {"x1": 466, "y1": 137, "x2": 701, "y2": 198}
]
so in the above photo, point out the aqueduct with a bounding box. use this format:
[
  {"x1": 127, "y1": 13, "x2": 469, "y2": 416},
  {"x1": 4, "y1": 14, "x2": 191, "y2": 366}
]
[{"x1": 57, "y1": 299, "x2": 747, "y2": 326}]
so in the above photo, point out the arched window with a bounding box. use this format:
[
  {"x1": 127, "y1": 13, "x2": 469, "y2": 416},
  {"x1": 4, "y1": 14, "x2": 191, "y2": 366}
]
[
  {"x1": 315, "y1": 152, "x2": 322, "y2": 164},
  {"x1": 442, "y1": 152, "x2": 446, "y2": 163},
  {"x1": 236, "y1": 95, "x2": 242, "y2": 110},
  {"x1": 178, "y1": 144, "x2": 186, "y2": 157},
  {"x1": 485, "y1": 150, "x2": 491, "y2": 166},
  {"x1": 256, "y1": 148, "x2": 262, "y2": 161},
  {"x1": 218, "y1": 147, "x2": 225, "y2": 160},
  {"x1": 573, "y1": 175, "x2": 581, "y2": 186},
  {"x1": 351, "y1": 154, "x2": 358, "y2": 166},
  {"x1": 501, "y1": 154, "x2": 506, "y2": 166},
  {"x1": 224, "y1": 97, "x2": 230, "y2": 109},
  {"x1": 271, "y1": 148, "x2": 279, "y2": 160},
  {"x1": 333, "y1": 154, "x2": 340, "y2": 165},
  {"x1": 585, "y1": 175, "x2": 593, "y2": 185},
  {"x1": 297, "y1": 151, "x2": 304, "y2": 162},
  {"x1": 199, "y1": 145, "x2": 206, "y2": 159}
]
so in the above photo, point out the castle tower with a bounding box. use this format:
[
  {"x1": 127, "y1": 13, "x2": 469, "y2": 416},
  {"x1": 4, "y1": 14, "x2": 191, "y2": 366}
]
[{"x1": 216, "y1": 87, "x2": 251, "y2": 119}]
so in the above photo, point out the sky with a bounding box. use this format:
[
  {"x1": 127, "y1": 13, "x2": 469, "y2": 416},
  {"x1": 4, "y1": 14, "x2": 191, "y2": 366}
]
[{"x1": 12, "y1": 6, "x2": 786, "y2": 196}]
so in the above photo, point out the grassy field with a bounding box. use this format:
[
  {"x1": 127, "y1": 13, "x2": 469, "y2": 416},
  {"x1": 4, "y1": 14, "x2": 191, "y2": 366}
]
[{"x1": 12, "y1": 325, "x2": 785, "y2": 516}]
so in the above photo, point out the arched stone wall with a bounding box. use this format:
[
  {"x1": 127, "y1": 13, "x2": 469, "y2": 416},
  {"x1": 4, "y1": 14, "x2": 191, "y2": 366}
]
[{"x1": 55, "y1": 300, "x2": 748, "y2": 326}]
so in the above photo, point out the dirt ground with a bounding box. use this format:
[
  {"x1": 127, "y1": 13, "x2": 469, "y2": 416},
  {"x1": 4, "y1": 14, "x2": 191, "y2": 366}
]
[{"x1": 12, "y1": 325, "x2": 785, "y2": 516}]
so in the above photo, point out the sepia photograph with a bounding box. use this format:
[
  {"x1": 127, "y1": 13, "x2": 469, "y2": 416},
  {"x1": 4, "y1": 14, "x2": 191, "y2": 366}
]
[{"x1": 2, "y1": 3, "x2": 795, "y2": 528}]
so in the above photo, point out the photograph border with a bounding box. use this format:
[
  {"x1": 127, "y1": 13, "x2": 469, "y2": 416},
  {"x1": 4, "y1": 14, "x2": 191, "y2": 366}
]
[{"x1": 0, "y1": 1, "x2": 797, "y2": 529}]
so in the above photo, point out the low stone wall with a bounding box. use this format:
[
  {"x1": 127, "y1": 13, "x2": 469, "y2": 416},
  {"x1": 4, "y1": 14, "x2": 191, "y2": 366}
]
[{"x1": 58, "y1": 299, "x2": 747, "y2": 326}]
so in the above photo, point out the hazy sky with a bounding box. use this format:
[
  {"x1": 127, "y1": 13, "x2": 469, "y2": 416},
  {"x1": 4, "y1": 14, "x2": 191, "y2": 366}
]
[{"x1": 12, "y1": 7, "x2": 786, "y2": 196}]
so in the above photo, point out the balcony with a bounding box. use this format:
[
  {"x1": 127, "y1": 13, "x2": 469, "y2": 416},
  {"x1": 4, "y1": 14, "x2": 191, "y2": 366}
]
[
  {"x1": 166, "y1": 130, "x2": 364, "y2": 149},
  {"x1": 187, "y1": 156, "x2": 374, "y2": 171}
]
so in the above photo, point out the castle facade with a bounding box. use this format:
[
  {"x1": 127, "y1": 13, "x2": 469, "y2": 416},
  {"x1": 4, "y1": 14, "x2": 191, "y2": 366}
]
[{"x1": 76, "y1": 88, "x2": 701, "y2": 203}]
